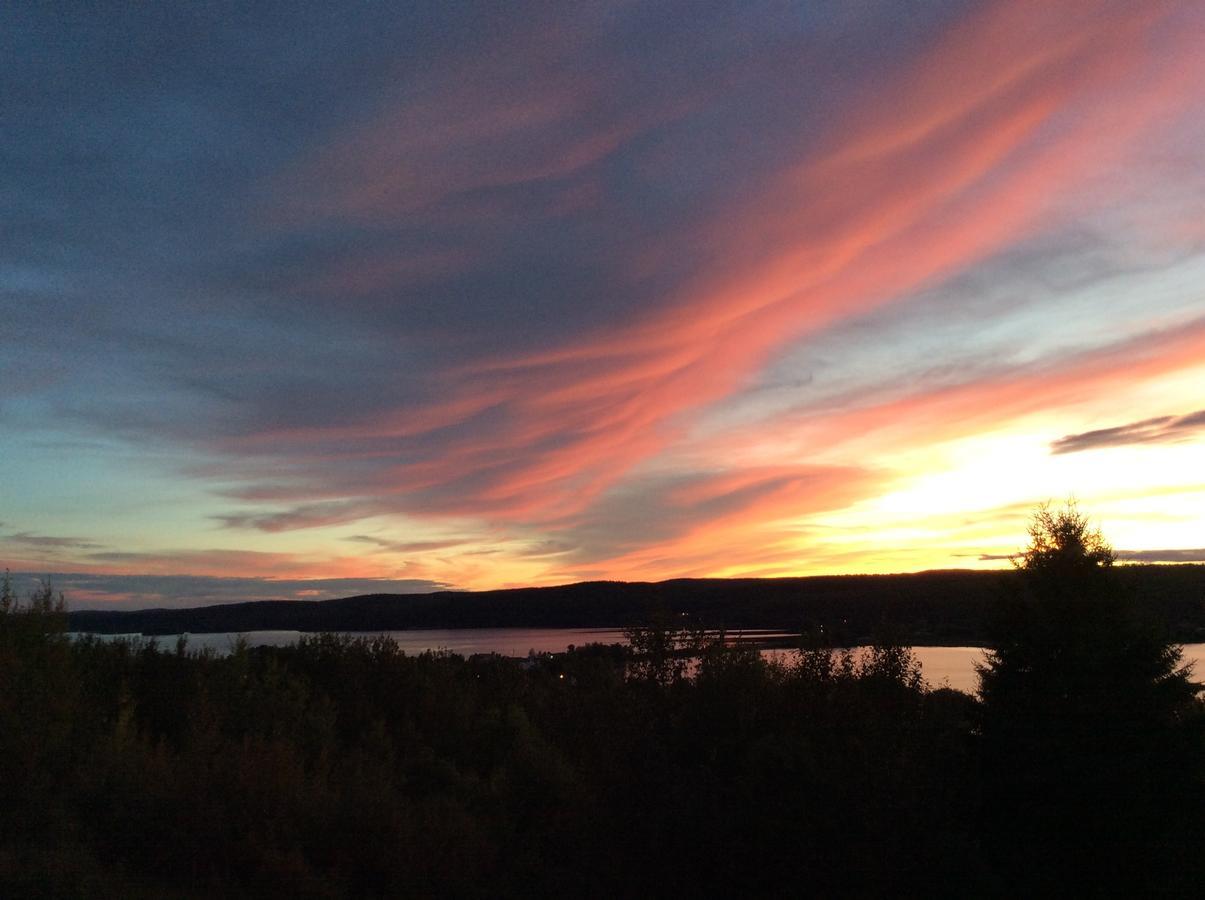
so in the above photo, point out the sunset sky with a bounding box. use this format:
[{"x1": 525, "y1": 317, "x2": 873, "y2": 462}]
[{"x1": 3, "y1": 0, "x2": 1204, "y2": 608}]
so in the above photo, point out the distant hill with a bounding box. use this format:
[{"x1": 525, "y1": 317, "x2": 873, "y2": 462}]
[
  {"x1": 67, "y1": 565, "x2": 1205, "y2": 646},
  {"x1": 68, "y1": 566, "x2": 1205, "y2": 645}
]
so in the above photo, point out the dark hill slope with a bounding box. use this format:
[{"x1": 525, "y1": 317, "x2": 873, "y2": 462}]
[{"x1": 67, "y1": 565, "x2": 1205, "y2": 645}]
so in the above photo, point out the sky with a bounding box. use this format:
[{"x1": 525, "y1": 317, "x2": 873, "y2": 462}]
[{"x1": 3, "y1": 0, "x2": 1204, "y2": 609}]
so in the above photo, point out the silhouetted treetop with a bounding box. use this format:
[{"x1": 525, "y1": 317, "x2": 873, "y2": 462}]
[{"x1": 1019, "y1": 500, "x2": 1115, "y2": 575}]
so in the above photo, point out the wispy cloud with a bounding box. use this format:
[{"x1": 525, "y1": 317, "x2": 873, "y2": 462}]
[
  {"x1": 1116, "y1": 549, "x2": 1205, "y2": 563},
  {"x1": 344, "y1": 535, "x2": 472, "y2": 554},
  {"x1": 1051, "y1": 410, "x2": 1205, "y2": 454},
  {"x1": 5, "y1": 572, "x2": 448, "y2": 611},
  {"x1": 202, "y1": 0, "x2": 1205, "y2": 542},
  {"x1": 1, "y1": 531, "x2": 103, "y2": 551},
  {"x1": 215, "y1": 501, "x2": 383, "y2": 533}
]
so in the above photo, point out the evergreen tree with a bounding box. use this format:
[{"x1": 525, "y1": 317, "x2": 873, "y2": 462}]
[{"x1": 977, "y1": 502, "x2": 1202, "y2": 893}]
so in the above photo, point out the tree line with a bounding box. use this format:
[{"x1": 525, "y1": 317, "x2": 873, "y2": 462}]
[{"x1": 65, "y1": 566, "x2": 1205, "y2": 644}]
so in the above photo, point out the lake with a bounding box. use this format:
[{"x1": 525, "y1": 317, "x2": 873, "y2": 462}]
[{"x1": 71, "y1": 629, "x2": 1205, "y2": 694}]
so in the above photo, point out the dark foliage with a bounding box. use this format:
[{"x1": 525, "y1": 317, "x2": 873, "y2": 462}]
[
  {"x1": 3, "y1": 546, "x2": 1203, "y2": 897},
  {"x1": 977, "y1": 504, "x2": 1205, "y2": 894}
]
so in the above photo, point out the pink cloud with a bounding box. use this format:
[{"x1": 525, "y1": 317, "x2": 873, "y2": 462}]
[{"x1": 220, "y1": 0, "x2": 1204, "y2": 546}]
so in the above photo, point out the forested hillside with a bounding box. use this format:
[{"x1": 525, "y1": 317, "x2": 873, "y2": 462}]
[{"x1": 69, "y1": 566, "x2": 1205, "y2": 645}]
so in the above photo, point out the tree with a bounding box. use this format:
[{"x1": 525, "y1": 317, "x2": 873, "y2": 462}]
[
  {"x1": 977, "y1": 502, "x2": 1202, "y2": 892},
  {"x1": 1018, "y1": 500, "x2": 1115, "y2": 572},
  {"x1": 1, "y1": 569, "x2": 14, "y2": 614},
  {"x1": 623, "y1": 610, "x2": 710, "y2": 685}
]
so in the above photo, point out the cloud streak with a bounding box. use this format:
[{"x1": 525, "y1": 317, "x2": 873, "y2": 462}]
[
  {"x1": 210, "y1": 0, "x2": 1205, "y2": 535},
  {"x1": 1052, "y1": 410, "x2": 1205, "y2": 454},
  {"x1": 1, "y1": 531, "x2": 102, "y2": 551},
  {"x1": 1116, "y1": 549, "x2": 1205, "y2": 563}
]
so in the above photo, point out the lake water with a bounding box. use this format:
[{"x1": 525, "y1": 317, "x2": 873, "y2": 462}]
[{"x1": 72, "y1": 630, "x2": 1205, "y2": 695}]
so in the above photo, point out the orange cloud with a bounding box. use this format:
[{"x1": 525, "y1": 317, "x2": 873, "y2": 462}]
[{"x1": 545, "y1": 464, "x2": 889, "y2": 583}]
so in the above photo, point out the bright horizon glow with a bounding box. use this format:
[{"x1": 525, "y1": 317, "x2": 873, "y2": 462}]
[{"x1": 3, "y1": 1, "x2": 1205, "y2": 607}]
